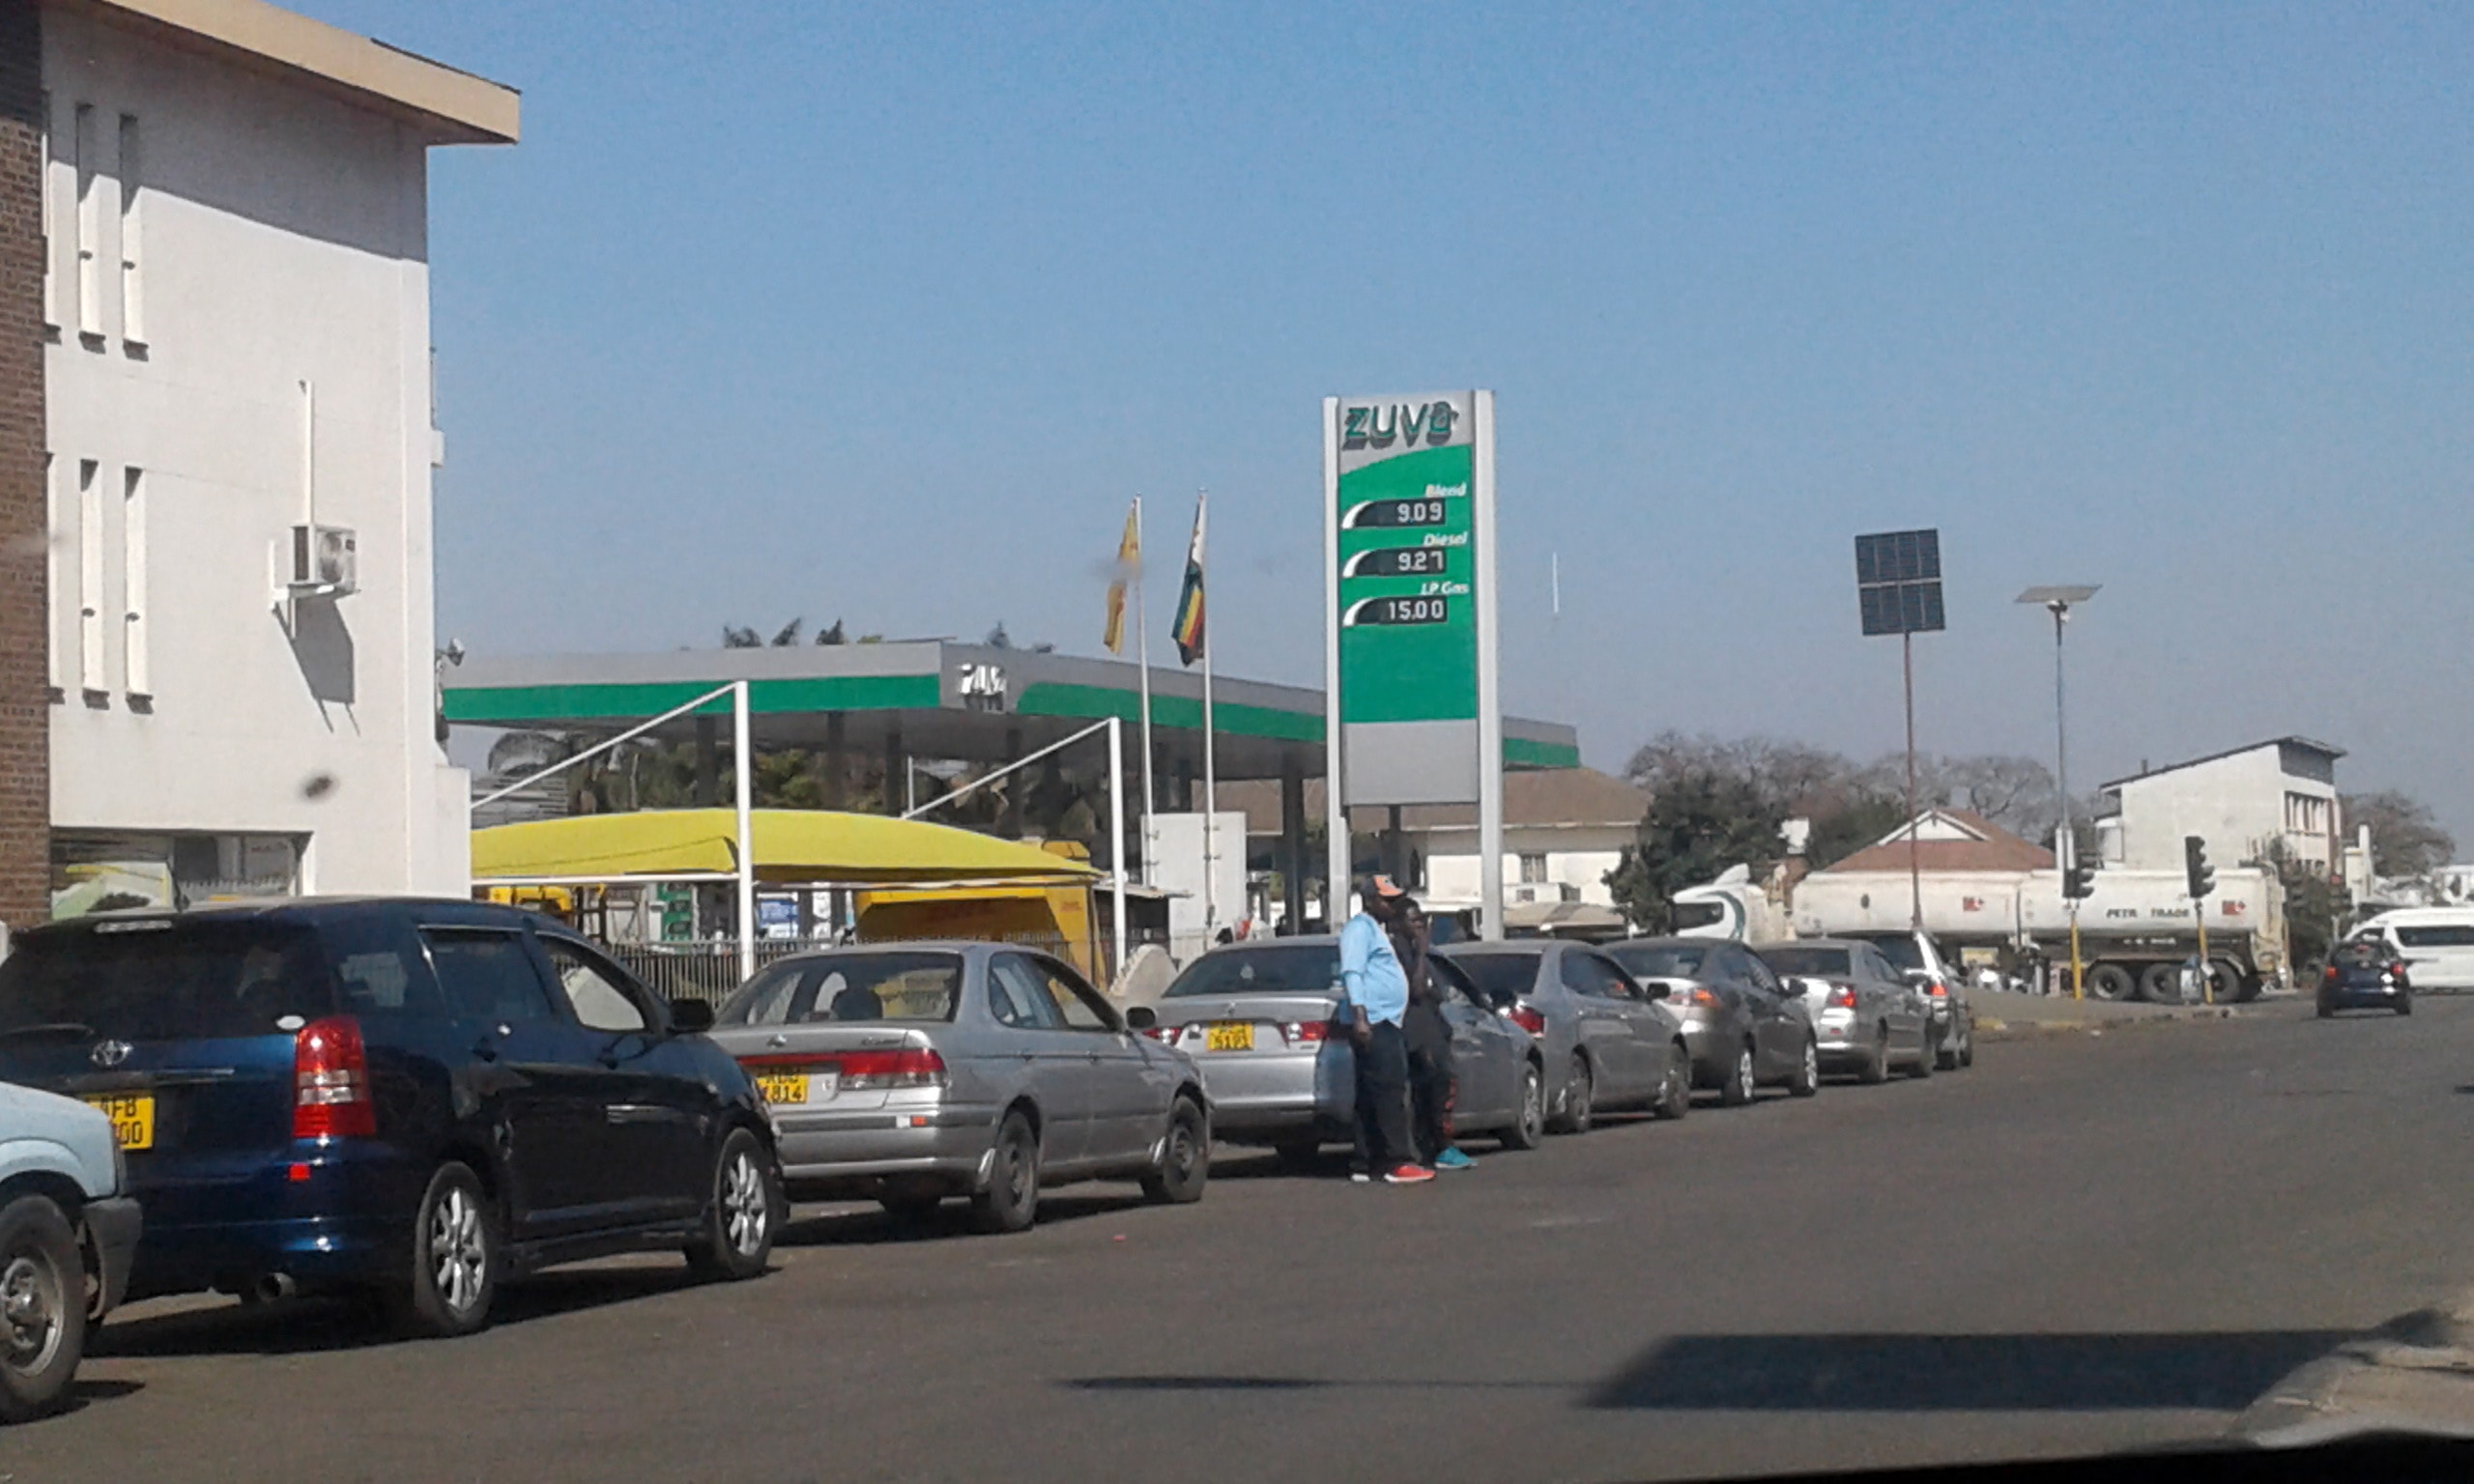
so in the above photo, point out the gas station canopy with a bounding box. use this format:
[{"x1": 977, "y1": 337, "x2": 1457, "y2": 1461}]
[
  {"x1": 471, "y1": 808, "x2": 1101, "y2": 885},
  {"x1": 444, "y1": 641, "x2": 1582, "y2": 782}
]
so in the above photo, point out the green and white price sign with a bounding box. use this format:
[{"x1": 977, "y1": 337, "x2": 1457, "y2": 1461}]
[{"x1": 1322, "y1": 390, "x2": 1500, "y2": 811}]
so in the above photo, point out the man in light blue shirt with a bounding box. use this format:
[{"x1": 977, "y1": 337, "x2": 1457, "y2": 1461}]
[{"x1": 1338, "y1": 876, "x2": 1427, "y2": 1184}]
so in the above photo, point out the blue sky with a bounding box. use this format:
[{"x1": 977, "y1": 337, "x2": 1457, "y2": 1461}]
[{"x1": 310, "y1": 2, "x2": 2474, "y2": 840}]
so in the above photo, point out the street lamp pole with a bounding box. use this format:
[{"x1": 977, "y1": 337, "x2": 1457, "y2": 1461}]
[{"x1": 2019, "y1": 585, "x2": 2098, "y2": 999}]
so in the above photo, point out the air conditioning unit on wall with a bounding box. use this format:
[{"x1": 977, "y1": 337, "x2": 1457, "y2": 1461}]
[{"x1": 288, "y1": 524, "x2": 359, "y2": 598}]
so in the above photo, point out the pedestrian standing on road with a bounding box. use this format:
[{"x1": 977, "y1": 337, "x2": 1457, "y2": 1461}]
[
  {"x1": 1393, "y1": 899, "x2": 1474, "y2": 1172},
  {"x1": 1340, "y1": 875, "x2": 1430, "y2": 1185}
]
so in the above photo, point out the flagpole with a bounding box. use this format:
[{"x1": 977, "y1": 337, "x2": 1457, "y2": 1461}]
[
  {"x1": 1132, "y1": 497, "x2": 1155, "y2": 884},
  {"x1": 1197, "y1": 491, "x2": 1218, "y2": 937}
]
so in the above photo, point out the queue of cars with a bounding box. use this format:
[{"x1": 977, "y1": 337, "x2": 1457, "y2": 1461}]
[{"x1": 0, "y1": 897, "x2": 1974, "y2": 1421}]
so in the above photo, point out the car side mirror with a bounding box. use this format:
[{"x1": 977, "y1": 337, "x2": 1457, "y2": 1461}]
[
  {"x1": 1126, "y1": 1005, "x2": 1159, "y2": 1031},
  {"x1": 1639, "y1": 981, "x2": 1670, "y2": 1002},
  {"x1": 667, "y1": 996, "x2": 715, "y2": 1034}
]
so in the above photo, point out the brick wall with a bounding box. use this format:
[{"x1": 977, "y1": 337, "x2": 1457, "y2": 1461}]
[{"x1": 0, "y1": 0, "x2": 45, "y2": 935}]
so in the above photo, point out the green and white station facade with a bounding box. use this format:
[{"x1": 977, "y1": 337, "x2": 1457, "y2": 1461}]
[{"x1": 443, "y1": 642, "x2": 1580, "y2": 895}]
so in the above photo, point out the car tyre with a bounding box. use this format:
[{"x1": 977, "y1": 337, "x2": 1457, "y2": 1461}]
[
  {"x1": 1500, "y1": 1061, "x2": 1547, "y2": 1150},
  {"x1": 1956, "y1": 1022, "x2": 1975, "y2": 1069},
  {"x1": 971, "y1": 1110, "x2": 1041, "y2": 1235},
  {"x1": 2398, "y1": 996, "x2": 2414, "y2": 1017},
  {"x1": 1654, "y1": 1042, "x2": 1692, "y2": 1121},
  {"x1": 1857, "y1": 1025, "x2": 1891, "y2": 1086},
  {"x1": 1139, "y1": 1096, "x2": 1209, "y2": 1205},
  {"x1": 1789, "y1": 1037, "x2": 1820, "y2": 1098},
  {"x1": 1908, "y1": 1029, "x2": 1936, "y2": 1078},
  {"x1": 1720, "y1": 1042, "x2": 1757, "y2": 1106},
  {"x1": 388, "y1": 1161, "x2": 497, "y2": 1340},
  {"x1": 1551, "y1": 1053, "x2": 1595, "y2": 1134},
  {"x1": 0, "y1": 1194, "x2": 86, "y2": 1423},
  {"x1": 686, "y1": 1127, "x2": 780, "y2": 1282},
  {"x1": 2316, "y1": 1000, "x2": 2336, "y2": 1019}
]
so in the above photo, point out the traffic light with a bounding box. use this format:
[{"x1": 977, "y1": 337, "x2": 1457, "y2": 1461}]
[
  {"x1": 2183, "y1": 835, "x2": 2215, "y2": 899},
  {"x1": 2063, "y1": 858, "x2": 2097, "y2": 900}
]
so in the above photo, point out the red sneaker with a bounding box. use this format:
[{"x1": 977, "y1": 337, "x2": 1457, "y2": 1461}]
[{"x1": 1383, "y1": 1164, "x2": 1435, "y2": 1184}]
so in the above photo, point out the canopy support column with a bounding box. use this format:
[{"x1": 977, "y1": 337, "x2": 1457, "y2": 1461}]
[
  {"x1": 734, "y1": 681, "x2": 756, "y2": 984},
  {"x1": 1108, "y1": 716, "x2": 1128, "y2": 989}
]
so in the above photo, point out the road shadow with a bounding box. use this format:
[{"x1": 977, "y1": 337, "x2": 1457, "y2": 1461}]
[
  {"x1": 93, "y1": 1263, "x2": 696, "y2": 1358},
  {"x1": 14, "y1": 1376, "x2": 146, "y2": 1426},
  {"x1": 1586, "y1": 1330, "x2": 2353, "y2": 1412},
  {"x1": 776, "y1": 1188, "x2": 1152, "y2": 1247}
]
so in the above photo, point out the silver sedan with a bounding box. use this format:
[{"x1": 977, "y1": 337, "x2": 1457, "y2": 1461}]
[
  {"x1": 706, "y1": 942, "x2": 1210, "y2": 1233},
  {"x1": 1758, "y1": 939, "x2": 1934, "y2": 1084},
  {"x1": 1435, "y1": 941, "x2": 1693, "y2": 1131},
  {"x1": 1133, "y1": 937, "x2": 1548, "y2": 1164}
]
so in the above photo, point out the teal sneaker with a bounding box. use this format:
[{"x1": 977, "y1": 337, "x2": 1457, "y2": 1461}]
[{"x1": 1433, "y1": 1147, "x2": 1476, "y2": 1171}]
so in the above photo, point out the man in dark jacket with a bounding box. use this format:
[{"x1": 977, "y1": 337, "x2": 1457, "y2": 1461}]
[{"x1": 1392, "y1": 899, "x2": 1474, "y2": 1171}]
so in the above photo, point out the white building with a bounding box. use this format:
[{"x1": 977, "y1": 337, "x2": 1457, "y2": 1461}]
[
  {"x1": 27, "y1": 0, "x2": 515, "y2": 919},
  {"x1": 2093, "y1": 737, "x2": 2345, "y2": 877},
  {"x1": 1222, "y1": 767, "x2": 1646, "y2": 927}
]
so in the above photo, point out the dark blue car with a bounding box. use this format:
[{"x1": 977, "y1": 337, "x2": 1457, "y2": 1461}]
[
  {"x1": 2318, "y1": 937, "x2": 2413, "y2": 1018},
  {"x1": 0, "y1": 898, "x2": 782, "y2": 1337}
]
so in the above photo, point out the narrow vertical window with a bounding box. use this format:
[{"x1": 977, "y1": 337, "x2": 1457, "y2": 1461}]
[
  {"x1": 73, "y1": 103, "x2": 101, "y2": 339},
  {"x1": 118, "y1": 115, "x2": 143, "y2": 346},
  {"x1": 123, "y1": 468, "x2": 148, "y2": 698},
  {"x1": 77, "y1": 459, "x2": 103, "y2": 692},
  {"x1": 44, "y1": 455, "x2": 62, "y2": 692},
  {"x1": 40, "y1": 93, "x2": 55, "y2": 331}
]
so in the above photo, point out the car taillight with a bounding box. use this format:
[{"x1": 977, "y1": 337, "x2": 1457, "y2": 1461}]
[
  {"x1": 1508, "y1": 1005, "x2": 1547, "y2": 1037},
  {"x1": 1925, "y1": 979, "x2": 1948, "y2": 998},
  {"x1": 2392, "y1": 962, "x2": 2409, "y2": 980},
  {"x1": 1827, "y1": 983, "x2": 1859, "y2": 1009},
  {"x1": 294, "y1": 1015, "x2": 375, "y2": 1140},
  {"x1": 835, "y1": 1048, "x2": 949, "y2": 1090},
  {"x1": 2323, "y1": 963, "x2": 2340, "y2": 984},
  {"x1": 1284, "y1": 1020, "x2": 1327, "y2": 1045},
  {"x1": 1140, "y1": 1024, "x2": 1180, "y2": 1042},
  {"x1": 1686, "y1": 987, "x2": 1720, "y2": 1009}
]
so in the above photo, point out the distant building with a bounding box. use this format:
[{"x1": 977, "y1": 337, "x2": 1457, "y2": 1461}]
[
  {"x1": 1219, "y1": 766, "x2": 1646, "y2": 925},
  {"x1": 8, "y1": 0, "x2": 516, "y2": 928},
  {"x1": 2093, "y1": 737, "x2": 2345, "y2": 876}
]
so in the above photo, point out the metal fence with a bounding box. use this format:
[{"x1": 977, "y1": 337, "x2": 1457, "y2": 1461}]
[{"x1": 610, "y1": 938, "x2": 841, "y2": 1005}]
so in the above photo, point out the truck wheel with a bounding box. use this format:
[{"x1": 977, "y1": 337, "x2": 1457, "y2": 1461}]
[
  {"x1": 2086, "y1": 963, "x2": 2133, "y2": 1001},
  {"x1": 2137, "y1": 961, "x2": 2182, "y2": 1004},
  {"x1": 0, "y1": 1194, "x2": 86, "y2": 1423},
  {"x1": 2209, "y1": 960, "x2": 2248, "y2": 1003}
]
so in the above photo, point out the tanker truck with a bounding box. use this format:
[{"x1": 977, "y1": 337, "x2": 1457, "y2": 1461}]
[{"x1": 1787, "y1": 865, "x2": 2286, "y2": 1002}]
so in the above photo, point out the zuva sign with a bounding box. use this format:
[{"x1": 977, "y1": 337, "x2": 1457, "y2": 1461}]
[{"x1": 1341, "y1": 400, "x2": 1459, "y2": 451}]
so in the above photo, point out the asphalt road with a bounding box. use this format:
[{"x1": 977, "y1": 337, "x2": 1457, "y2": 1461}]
[{"x1": 16, "y1": 996, "x2": 2474, "y2": 1484}]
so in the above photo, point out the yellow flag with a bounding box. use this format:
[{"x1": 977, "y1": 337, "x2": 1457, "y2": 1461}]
[{"x1": 1102, "y1": 499, "x2": 1140, "y2": 654}]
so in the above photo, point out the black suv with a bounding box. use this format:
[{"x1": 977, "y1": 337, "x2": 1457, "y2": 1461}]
[{"x1": 0, "y1": 898, "x2": 782, "y2": 1337}]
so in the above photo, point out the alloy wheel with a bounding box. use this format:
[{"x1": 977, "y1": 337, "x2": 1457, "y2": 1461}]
[
  {"x1": 722, "y1": 1147, "x2": 770, "y2": 1259},
  {"x1": 429, "y1": 1185, "x2": 488, "y2": 1318}
]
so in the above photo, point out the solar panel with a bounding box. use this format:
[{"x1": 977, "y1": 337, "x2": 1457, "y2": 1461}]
[{"x1": 1855, "y1": 528, "x2": 1945, "y2": 636}]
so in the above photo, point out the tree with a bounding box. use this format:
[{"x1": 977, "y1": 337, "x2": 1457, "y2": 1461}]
[
  {"x1": 1606, "y1": 767, "x2": 1786, "y2": 932},
  {"x1": 2257, "y1": 838, "x2": 2345, "y2": 973},
  {"x1": 2341, "y1": 790, "x2": 2456, "y2": 878},
  {"x1": 815, "y1": 619, "x2": 847, "y2": 645}
]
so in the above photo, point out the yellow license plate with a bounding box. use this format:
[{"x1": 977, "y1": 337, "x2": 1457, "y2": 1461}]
[
  {"x1": 82, "y1": 1093, "x2": 155, "y2": 1151},
  {"x1": 754, "y1": 1072, "x2": 808, "y2": 1105},
  {"x1": 1204, "y1": 1022, "x2": 1253, "y2": 1053}
]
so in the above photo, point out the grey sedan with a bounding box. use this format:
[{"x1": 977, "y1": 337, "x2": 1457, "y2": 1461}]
[
  {"x1": 1757, "y1": 939, "x2": 1934, "y2": 1083},
  {"x1": 706, "y1": 943, "x2": 1210, "y2": 1233},
  {"x1": 1436, "y1": 941, "x2": 1693, "y2": 1132},
  {"x1": 1135, "y1": 937, "x2": 1548, "y2": 1163},
  {"x1": 1603, "y1": 938, "x2": 1821, "y2": 1105}
]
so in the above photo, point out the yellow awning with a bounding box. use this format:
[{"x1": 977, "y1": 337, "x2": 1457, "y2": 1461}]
[{"x1": 470, "y1": 809, "x2": 1101, "y2": 886}]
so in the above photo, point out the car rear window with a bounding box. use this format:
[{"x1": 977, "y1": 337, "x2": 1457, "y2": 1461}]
[
  {"x1": 1760, "y1": 946, "x2": 1851, "y2": 977},
  {"x1": 719, "y1": 953, "x2": 963, "y2": 1025},
  {"x1": 1606, "y1": 943, "x2": 1709, "y2": 980},
  {"x1": 1446, "y1": 952, "x2": 1543, "y2": 1003},
  {"x1": 1862, "y1": 936, "x2": 1926, "y2": 972},
  {"x1": 0, "y1": 920, "x2": 331, "y2": 1041},
  {"x1": 1164, "y1": 946, "x2": 1341, "y2": 998},
  {"x1": 2397, "y1": 926, "x2": 2474, "y2": 948}
]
